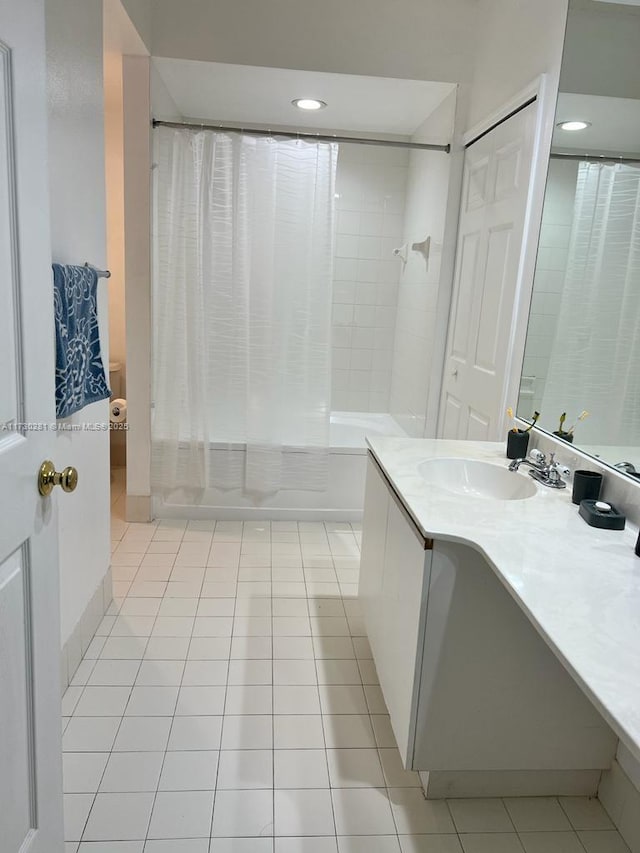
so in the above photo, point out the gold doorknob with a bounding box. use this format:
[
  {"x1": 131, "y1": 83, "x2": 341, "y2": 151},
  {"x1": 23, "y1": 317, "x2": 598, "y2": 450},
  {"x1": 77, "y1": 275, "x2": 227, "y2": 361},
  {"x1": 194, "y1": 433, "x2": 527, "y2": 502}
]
[{"x1": 38, "y1": 460, "x2": 79, "y2": 496}]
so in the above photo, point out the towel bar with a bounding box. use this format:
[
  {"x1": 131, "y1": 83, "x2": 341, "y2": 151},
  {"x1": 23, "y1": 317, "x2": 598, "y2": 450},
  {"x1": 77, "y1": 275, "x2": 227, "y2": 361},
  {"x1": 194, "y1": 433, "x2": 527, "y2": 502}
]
[{"x1": 84, "y1": 262, "x2": 111, "y2": 279}]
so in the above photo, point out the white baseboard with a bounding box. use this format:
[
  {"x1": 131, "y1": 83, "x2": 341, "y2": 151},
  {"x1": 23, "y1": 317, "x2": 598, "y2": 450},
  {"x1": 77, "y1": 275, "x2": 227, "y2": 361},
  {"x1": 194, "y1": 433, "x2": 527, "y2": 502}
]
[
  {"x1": 420, "y1": 769, "x2": 601, "y2": 799},
  {"x1": 599, "y1": 759, "x2": 640, "y2": 853},
  {"x1": 416, "y1": 758, "x2": 640, "y2": 852},
  {"x1": 126, "y1": 494, "x2": 152, "y2": 522},
  {"x1": 154, "y1": 500, "x2": 363, "y2": 523},
  {"x1": 60, "y1": 567, "x2": 113, "y2": 695}
]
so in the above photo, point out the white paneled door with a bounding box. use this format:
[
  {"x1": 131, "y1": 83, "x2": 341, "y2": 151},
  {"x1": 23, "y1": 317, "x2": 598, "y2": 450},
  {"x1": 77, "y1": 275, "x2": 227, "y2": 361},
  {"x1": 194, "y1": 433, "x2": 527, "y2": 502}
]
[
  {"x1": 0, "y1": 2, "x2": 64, "y2": 852},
  {"x1": 438, "y1": 102, "x2": 537, "y2": 440}
]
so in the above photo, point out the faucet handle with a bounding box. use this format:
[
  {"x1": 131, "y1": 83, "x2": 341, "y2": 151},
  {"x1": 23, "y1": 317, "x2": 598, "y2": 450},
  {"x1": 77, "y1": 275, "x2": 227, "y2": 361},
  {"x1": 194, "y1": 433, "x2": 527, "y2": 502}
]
[
  {"x1": 530, "y1": 449, "x2": 546, "y2": 464},
  {"x1": 547, "y1": 451, "x2": 570, "y2": 476}
]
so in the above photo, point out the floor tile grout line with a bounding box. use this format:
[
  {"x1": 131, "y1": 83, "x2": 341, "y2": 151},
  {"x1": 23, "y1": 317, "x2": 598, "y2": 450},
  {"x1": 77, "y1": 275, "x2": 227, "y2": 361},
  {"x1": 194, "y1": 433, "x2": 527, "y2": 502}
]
[
  {"x1": 496, "y1": 795, "x2": 519, "y2": 836},
  {"x1": 76, "y1": 516, "x2": 186, "y2": 845},
  {"x1": 66, "y1": 659, "x2": 138, "y2": 843},
  {"x1": 271, "y1": 538, "x2": 276, "y2": 841},
  {"x1": 308, "y1": 566, "x2": 338, "y2": 842},
  {"x1": 72, "y1": 508, "x2": 616, "y2": 849},
  {"x1": 334, "y1": 527, "x2": 403, "y2": 844},
  {"x1": 210, "y1": 517, "x2": 238, "y2": 843},
  {"x1": 513, "y1": 826, "x2": 589, "y2": 853},
  {"x1": 556, "y1": 793, "x2": 608, "y2": 839},
  {"x1": 66, "y1": 655, "x2": 99, "y2": 696},
  {"x1": 141, "y1": 516, "x2": 210, "y2": 846}
]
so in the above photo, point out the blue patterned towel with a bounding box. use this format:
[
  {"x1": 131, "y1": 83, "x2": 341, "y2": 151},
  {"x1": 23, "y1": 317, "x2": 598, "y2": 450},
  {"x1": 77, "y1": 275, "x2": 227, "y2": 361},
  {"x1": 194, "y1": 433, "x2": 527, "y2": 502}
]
[{"x1": 53, "y1": 263, "x2": 111, "y2": 418}]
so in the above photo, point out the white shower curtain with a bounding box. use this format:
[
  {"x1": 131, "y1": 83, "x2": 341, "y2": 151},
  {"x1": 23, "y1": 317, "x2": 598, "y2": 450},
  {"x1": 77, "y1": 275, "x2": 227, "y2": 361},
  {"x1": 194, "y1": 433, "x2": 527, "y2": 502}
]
[
  {"x1": 541, "y1": 162, "x2": 640, "y2": 446},
  {"x1": 152, "y1": 127, "x2": 337, "y2": 495}
]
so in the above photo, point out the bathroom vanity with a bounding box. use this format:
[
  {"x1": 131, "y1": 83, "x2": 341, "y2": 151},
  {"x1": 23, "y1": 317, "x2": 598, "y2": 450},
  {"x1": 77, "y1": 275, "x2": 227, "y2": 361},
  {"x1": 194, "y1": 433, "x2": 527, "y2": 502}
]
[{"x1": 360, "y1": 438, "x2": 640, "y2": 798}]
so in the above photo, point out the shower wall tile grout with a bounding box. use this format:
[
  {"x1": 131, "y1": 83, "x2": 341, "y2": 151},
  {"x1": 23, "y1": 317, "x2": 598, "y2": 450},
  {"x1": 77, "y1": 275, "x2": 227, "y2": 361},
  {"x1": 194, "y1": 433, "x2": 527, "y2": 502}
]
[{"x1": 331, "y1": 143, "x2": 408, "y2": 414}]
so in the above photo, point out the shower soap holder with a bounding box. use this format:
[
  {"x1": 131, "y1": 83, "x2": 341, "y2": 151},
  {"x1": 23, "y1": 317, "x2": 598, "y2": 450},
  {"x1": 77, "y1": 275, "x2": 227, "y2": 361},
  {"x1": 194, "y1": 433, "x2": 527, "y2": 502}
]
[{"x1": 578, "y1": 499, "x2": 626, "y2": 530}]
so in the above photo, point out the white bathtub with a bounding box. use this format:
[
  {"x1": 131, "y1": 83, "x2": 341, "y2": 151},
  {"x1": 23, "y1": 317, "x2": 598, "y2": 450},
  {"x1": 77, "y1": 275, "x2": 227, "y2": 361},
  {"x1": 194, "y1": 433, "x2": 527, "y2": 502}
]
[
  {"x1": 329, "y1": 411, "x2": 405, "y2": 449},
  {"x1": 153, "y1": 411, "x2": 406, "y2": 521}
]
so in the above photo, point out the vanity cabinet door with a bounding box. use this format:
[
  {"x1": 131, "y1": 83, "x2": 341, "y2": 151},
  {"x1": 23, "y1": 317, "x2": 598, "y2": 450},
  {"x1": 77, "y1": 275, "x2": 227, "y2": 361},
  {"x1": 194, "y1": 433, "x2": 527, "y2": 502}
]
[
  {"x1": 360, "y1": 457, "x2": 432, "y2": 766},
  {"x1": 359, "y1": 457, "x2": 390, "y2": 654}
]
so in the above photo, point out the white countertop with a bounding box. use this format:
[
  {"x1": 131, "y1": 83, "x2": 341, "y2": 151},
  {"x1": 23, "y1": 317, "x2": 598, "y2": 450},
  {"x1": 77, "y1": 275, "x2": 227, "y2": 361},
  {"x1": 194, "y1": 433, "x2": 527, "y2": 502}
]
[{"x1": 367, "y1": 437, "x2": 640, "y2": 763}]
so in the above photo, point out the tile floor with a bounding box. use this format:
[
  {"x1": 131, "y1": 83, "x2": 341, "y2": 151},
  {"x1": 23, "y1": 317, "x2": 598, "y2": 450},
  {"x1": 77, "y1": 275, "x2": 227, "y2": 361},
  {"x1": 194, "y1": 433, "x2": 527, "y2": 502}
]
[{"x1": 61, "y1": 472, "x2": 629, "y2": 852}]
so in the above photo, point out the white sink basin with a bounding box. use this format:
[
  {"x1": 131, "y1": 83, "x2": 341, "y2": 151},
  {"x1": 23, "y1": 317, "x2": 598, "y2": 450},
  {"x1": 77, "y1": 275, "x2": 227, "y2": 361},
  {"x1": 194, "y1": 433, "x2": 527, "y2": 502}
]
[{"x1": 418, "y1": 458, "x2": 537, "y2": 501}]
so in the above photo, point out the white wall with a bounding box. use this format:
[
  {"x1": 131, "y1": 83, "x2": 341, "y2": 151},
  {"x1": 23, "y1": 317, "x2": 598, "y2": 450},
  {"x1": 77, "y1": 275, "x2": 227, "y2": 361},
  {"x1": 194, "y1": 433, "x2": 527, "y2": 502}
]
[
  {"x1": 104, "y1": 52, "x2": 126, "y2": 378},
  {"x1": 119, "y1": 0, "x2": 152, "y2": 51},
  {"x1": 116, "y1": 0, "x2": 570, "y2": 488},
  {"x1": 390, "y1": 91, "x2": 457, "y2": 436},
  {"x1": 123, "y1": 56, "x2": 153, "y2": 521},
  {"x1": 139, "y1": 0, "x2": 476, "y2": 85},
  {"x1": 332, "y1": 144, "x2": 408, "y2": 413},
  {"x1": 467, "y1": 0, "x2": 569, "y2": 130},
  {"x1": 45, "y1": 0, "x2": 111, "y2": 645},
  {"x1": 520, "y1": 158, "x2": 578, "y2": 418},
  {"x1": 104, "y1": 53, "x2": 128, "y2": 468},
  {"x1": 382, "y1": 0, "x2": 569, "y2": 440},
  {"x1": 561, "y1": 1, "x2": 640, "y2": 100},
  {"x1": 115, "y1": 58, "x2": 179, "y2": 504},
  {"x1": 122, "y1": 0, "x2": 571, "y2": 134},
  {"x1": 151, "y1": 59, "x2": 182, "y2": 120},
  {"x1": 456, "y1": 0, "x2": 569, "y2": 442}
]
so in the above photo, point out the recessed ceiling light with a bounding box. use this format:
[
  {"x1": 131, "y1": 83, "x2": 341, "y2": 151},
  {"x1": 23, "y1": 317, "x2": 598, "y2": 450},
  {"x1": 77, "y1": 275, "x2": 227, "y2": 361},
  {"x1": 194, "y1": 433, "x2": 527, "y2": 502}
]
[
  {"x1": 557, "y1": 120, "x2": 591, "y2": 131},
  {"x1": 292, "y1": 98, "x2": 327, "y2": 111}
]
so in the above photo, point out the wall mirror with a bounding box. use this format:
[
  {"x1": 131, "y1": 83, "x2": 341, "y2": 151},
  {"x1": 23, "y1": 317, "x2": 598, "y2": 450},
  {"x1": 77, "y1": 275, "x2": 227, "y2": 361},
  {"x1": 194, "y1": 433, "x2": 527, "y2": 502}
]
[{"x1": 517, "y1": 0, "x2": 640, "y2": 478}]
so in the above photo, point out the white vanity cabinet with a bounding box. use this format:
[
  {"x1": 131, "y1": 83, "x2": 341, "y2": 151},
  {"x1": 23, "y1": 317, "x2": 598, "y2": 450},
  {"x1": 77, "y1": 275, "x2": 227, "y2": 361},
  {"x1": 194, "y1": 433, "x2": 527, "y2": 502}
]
[
  {"x1": 360, "y1": 451, "x2": 617, "y2": 797},
  {"x1": 359, "y1": 454, "x2": 433, "y2": 765}
]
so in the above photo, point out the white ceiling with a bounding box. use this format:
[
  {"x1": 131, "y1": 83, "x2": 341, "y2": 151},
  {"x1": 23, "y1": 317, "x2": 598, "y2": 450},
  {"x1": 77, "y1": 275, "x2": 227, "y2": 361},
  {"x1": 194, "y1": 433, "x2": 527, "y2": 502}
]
[
  {"x1": 152, "y1": 58, "x2": 456, "y2": 136},
  {"x1": 104, "y1": 0, "x2": 148, "y2": 56},
  {"x1": 553, "y1": 92, "x2": 640, "y2": 155}
]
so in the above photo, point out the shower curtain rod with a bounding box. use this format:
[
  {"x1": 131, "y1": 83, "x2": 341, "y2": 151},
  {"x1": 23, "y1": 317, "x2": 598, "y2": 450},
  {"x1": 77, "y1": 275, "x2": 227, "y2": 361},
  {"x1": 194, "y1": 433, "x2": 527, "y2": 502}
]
[
  {"x1": 152, "y1": 119, "x2": 450, "y2": 153},
  {"x1": 551, "y1": 151, "x2": 640, "y2": 165}
]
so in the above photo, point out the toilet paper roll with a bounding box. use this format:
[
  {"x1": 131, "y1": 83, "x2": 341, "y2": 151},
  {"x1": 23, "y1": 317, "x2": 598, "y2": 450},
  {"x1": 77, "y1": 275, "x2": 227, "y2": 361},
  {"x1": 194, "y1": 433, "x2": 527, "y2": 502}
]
[{"x1": 110, "y1": 398, "x2": 127, "y2": 424}]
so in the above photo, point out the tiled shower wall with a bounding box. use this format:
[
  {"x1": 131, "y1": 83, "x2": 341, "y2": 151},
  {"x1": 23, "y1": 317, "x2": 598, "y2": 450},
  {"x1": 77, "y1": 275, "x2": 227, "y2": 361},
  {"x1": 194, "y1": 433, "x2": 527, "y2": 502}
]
[
  {"x1": 390, "y1": 90, "x2": 457, "y2": 438},
  {"x1": 520, "y1": 158, "x2": 579, "y2": 417},
  {"x1": 331, "y1": 143, "x2": 408, "y2": 413}
]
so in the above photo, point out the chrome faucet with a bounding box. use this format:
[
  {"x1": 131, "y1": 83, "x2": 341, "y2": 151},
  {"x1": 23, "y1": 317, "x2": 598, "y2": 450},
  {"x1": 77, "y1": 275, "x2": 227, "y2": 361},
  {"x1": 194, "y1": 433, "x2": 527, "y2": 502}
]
[
  {"x1": 614, "y1": 461, "x2": 637, "y2": 474},
  {"x1": 508, "y1": 448, "x2": 547, "y2": 472},
  {"x1": 508, "y1": 450, "x2": 571, "y2": 489}
]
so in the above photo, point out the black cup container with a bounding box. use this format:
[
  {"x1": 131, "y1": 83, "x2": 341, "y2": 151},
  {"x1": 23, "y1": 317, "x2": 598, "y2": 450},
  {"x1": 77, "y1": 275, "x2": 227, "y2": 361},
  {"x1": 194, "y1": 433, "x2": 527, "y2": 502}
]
[
  {"x1": 506, "y1": 429, "x2": 530, "y2": 460},
  {"x1": 553, "y1": 430, "x2": 574, "y2": 443},
  {"x1": 572, "y1": 470, "x2": 603, "y2": 505}
]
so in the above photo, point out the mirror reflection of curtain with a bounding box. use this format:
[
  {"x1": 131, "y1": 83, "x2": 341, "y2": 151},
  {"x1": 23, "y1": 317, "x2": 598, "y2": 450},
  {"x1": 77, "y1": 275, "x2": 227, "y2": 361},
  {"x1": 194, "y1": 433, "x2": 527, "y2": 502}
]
[
  {"x1": 152, "y1": 127, "x2": 337, "y2": 495},
  {"x1": 541, "y1": 162, "x2": 640, "y2": 447}
]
